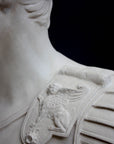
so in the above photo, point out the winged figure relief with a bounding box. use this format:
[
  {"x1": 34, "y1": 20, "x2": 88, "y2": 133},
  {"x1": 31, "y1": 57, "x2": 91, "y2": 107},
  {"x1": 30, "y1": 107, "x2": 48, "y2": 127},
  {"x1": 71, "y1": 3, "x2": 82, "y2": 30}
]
[
  {"x1": 38, "y1": 83, "x2": 88, "y2": 133},
  {"x1": 23, "y1": 83, "x2": 88, "y2": 144}
]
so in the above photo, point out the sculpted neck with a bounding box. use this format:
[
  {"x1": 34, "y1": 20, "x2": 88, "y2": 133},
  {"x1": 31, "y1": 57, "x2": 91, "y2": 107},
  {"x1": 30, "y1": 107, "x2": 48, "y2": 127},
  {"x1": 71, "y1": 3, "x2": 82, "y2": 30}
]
[{"x1": 0, "y1": 23, "x2": 64, "y2": 105}]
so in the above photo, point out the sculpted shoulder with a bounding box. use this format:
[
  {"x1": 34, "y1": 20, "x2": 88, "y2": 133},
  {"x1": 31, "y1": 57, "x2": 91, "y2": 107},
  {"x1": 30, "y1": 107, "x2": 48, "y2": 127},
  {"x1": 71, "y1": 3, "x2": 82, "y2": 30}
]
[
  {"x1": 63, "y1": 62, "x2": 114, "y2": 144},
  {"x1": 21, "y1": 63, "x2": 114, "y2": 144}
]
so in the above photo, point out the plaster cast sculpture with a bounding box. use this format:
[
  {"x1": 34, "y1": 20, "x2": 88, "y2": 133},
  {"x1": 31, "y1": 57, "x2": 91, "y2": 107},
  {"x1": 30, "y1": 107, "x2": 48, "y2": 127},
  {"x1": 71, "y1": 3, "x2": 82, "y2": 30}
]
[{"x1": 0, "y1": 0, "x2": 114, "y2": 144}]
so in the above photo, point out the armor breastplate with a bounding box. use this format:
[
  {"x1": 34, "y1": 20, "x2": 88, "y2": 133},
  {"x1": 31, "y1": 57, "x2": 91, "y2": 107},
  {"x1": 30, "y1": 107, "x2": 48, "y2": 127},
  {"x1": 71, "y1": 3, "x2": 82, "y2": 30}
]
[
  {"x1": 21, "y1": 65, "x2": 114, "y2": 144},
  {"x1": 75, "y1": 79, "x2": 114, "y2": 144}
]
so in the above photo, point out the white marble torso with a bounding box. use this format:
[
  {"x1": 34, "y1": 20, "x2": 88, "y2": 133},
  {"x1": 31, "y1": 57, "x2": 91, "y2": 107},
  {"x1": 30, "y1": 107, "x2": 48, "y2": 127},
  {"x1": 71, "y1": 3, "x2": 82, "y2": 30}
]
[{"x1": 0, "y1": 0, "x2": 114, "y2": 144}]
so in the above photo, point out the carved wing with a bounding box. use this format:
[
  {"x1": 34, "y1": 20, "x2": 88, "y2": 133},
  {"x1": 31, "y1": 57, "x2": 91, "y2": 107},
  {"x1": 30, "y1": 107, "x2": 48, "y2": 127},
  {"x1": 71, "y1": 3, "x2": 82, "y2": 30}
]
[{"x1": 47, "y1": 83, "x2": 88, "y2": 103}]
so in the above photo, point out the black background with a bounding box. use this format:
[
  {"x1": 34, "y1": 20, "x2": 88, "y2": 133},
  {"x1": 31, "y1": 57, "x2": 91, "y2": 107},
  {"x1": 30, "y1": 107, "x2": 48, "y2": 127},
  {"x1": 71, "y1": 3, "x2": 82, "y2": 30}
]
[{"x1": 49, "y1": 1, "x2": 114, "y2": 70}]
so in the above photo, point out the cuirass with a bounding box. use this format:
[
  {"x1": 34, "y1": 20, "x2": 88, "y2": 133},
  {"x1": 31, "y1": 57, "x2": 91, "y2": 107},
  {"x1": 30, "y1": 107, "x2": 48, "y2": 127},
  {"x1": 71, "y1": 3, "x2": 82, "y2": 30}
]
[
  {"x1": 0, "y1": 64, "x2": 114, "y2": 144},
  {"x1": 21, "y1": 65, "x2": 114, "y2": 144}
]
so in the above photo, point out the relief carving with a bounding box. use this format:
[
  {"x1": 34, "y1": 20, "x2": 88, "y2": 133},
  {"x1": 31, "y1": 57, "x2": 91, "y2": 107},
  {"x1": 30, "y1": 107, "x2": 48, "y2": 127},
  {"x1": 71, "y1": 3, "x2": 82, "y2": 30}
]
[{"x1": 24, "y1": 83, "x2": 88, "y2": 144}]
